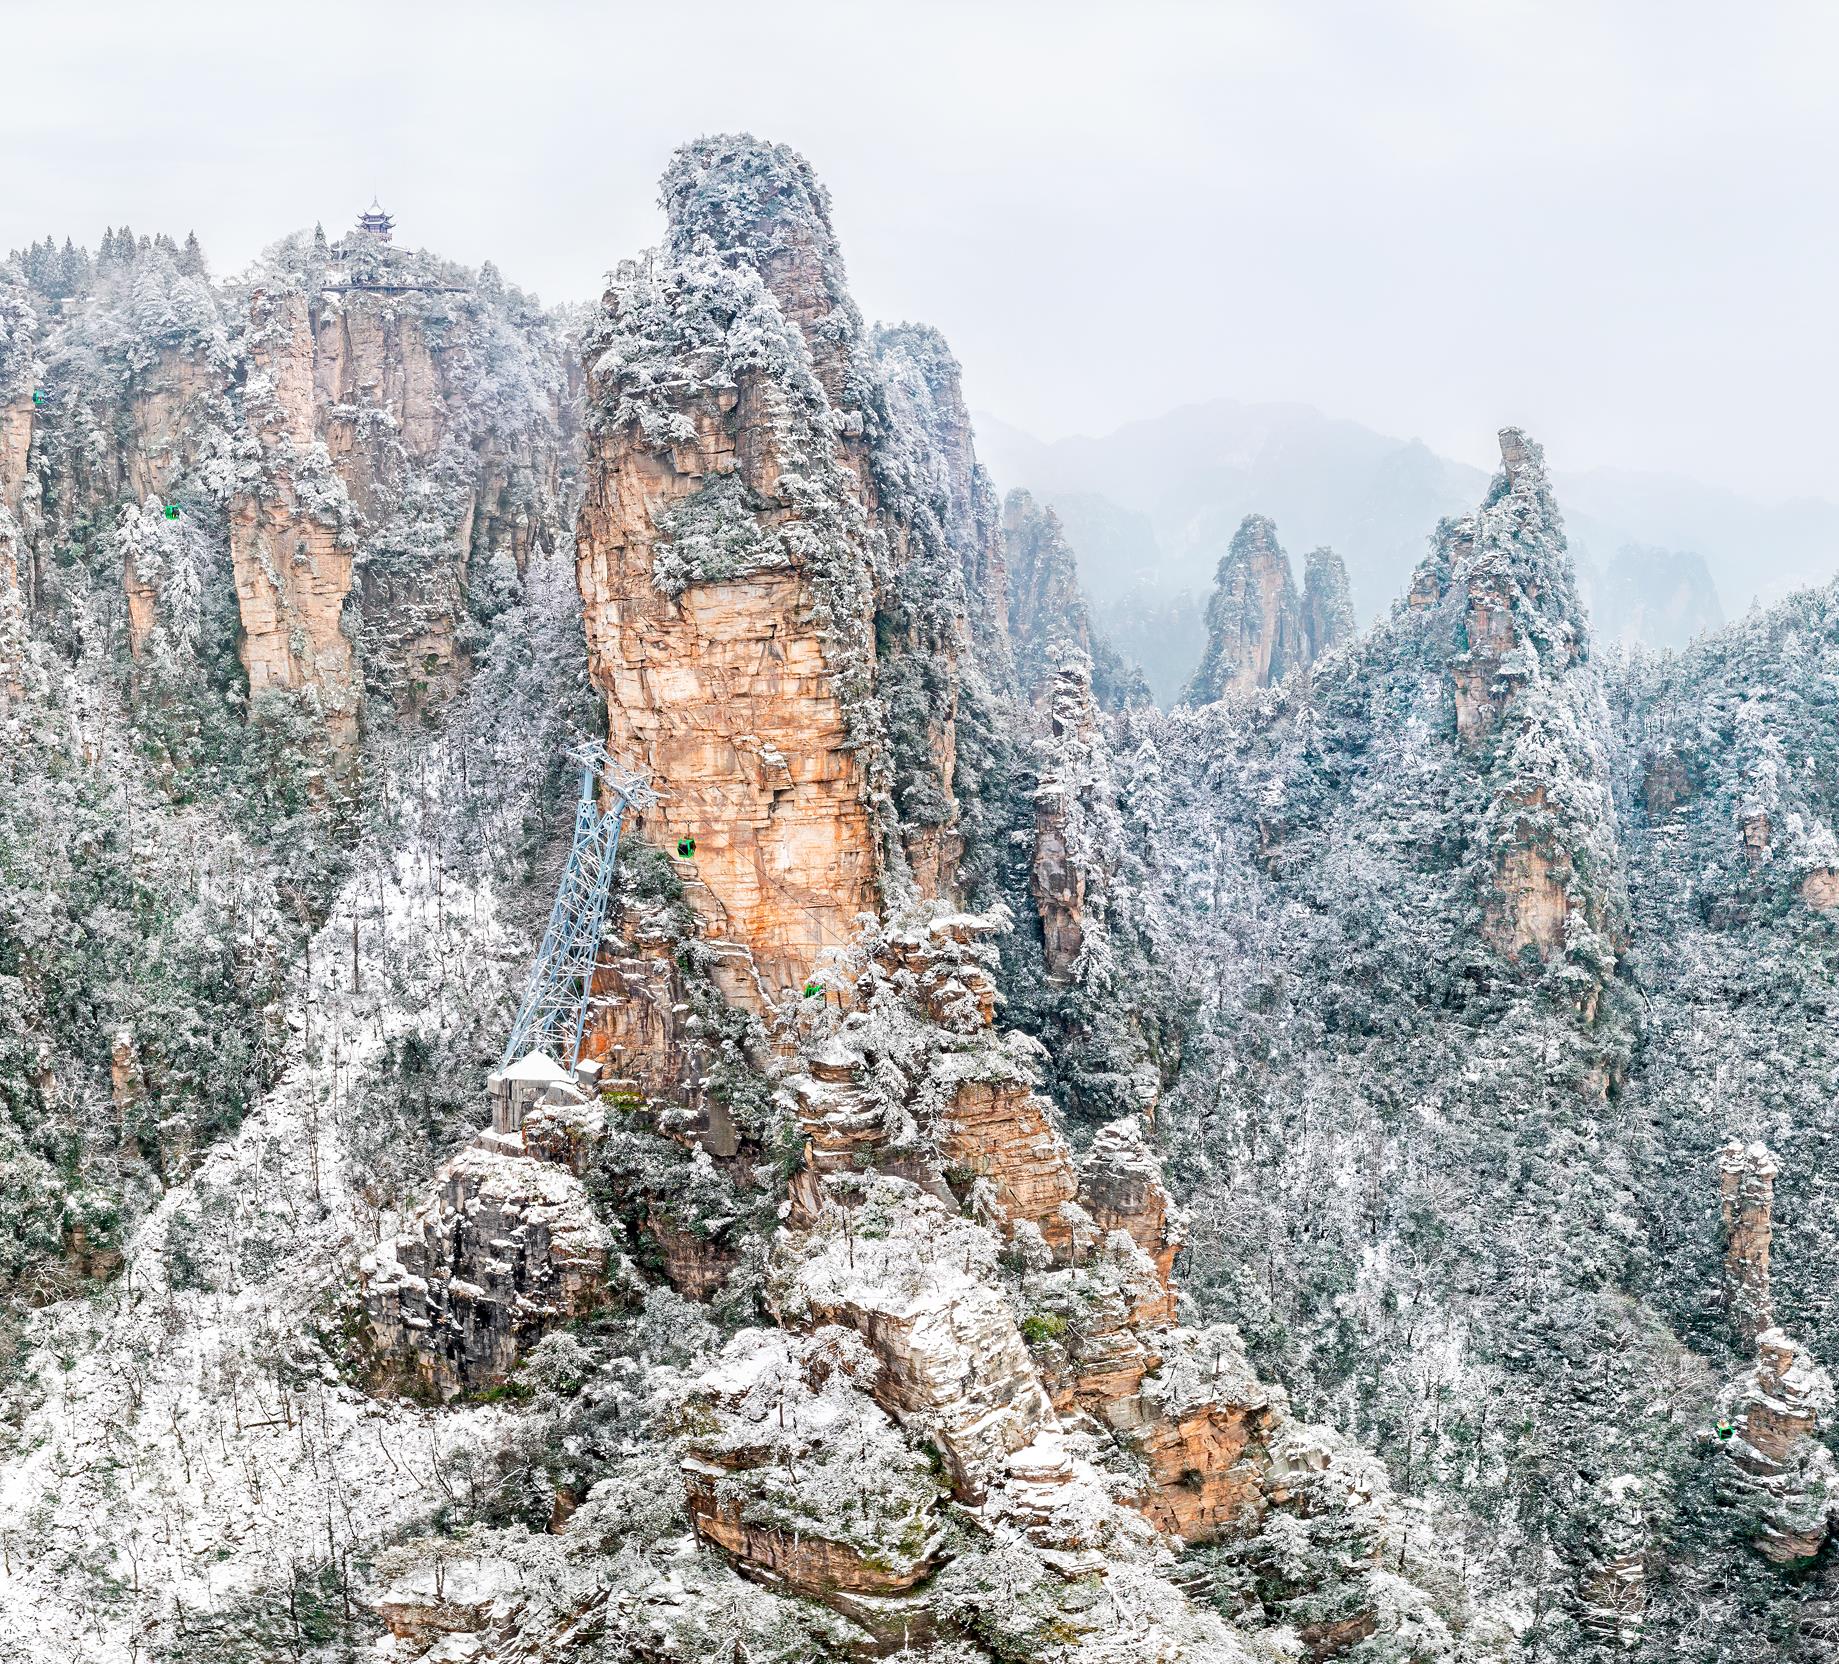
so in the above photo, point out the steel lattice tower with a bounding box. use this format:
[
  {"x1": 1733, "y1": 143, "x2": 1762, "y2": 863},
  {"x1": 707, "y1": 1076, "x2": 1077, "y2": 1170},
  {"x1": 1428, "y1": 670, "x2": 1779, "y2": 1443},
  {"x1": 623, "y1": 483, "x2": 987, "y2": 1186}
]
[{"x1": 501, "y1": 746, "x2": 655, "y2": 1071}]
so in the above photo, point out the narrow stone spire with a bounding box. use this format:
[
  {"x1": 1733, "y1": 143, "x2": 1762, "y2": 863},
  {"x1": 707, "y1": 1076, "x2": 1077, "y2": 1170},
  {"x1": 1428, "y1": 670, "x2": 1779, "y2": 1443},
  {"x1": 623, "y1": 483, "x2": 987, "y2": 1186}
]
[
  {"x1": 1003, "y1": 488, "x2": 1091, "y2": 692},
  {"x1": 1300, "y1": 544, "x2": 1354, "y2": 661},
  {"x1": 1183, "y1": 514, "x2": 1304, "y2": 704},
  {"x1": 1719, "y1": 1138, "x2": 1778, "y2": 1349}
]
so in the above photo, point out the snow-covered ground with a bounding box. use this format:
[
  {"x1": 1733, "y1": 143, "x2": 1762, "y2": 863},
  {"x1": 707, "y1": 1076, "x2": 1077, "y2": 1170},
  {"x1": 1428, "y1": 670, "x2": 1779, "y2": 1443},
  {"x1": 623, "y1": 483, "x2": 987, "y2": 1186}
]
[{"x1": 0, "y1": 824, "x2": 522, "y2": 1661}]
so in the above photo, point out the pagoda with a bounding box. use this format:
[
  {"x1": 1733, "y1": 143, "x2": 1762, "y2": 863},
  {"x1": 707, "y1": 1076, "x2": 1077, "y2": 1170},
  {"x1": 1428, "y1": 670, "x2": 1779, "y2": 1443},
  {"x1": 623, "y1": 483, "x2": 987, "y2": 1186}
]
[{"x1": 356, "y1": 198, "x2": 395, "y2": 241}]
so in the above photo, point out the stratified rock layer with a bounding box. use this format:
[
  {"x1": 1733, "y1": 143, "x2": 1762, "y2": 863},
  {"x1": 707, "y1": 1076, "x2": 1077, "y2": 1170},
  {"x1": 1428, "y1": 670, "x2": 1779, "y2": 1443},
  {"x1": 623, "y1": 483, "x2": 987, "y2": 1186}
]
[
  {"x1": 575, "y1": 147, "x2": 883, "y2": 1006},
  {"x1": 232, "y1": 289, "x2": 362, "y2": 741},
  {"x1": 1718, "y1": 1328, "x2": 1839, "y2": 1565}
]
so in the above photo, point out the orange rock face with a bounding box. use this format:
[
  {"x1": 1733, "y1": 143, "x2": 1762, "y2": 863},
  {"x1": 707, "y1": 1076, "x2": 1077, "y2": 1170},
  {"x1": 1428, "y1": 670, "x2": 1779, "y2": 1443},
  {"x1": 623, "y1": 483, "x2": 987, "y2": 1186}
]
[
  {"x1": 229, "y1": 494, "x2": 359, "y2": 733},
  {"x1": 0, "y1": 399, "x2": 31, "y2": 520},
  {"x1": 572, "y1": 146, "x2": 899, "y2": 1012},
  {"x1": 1039, "y1": 1265, "x2": 1170, "y2": 1416},
  {"x1": 935, "y1": 1075, "x2": 1080, "y2": 1253},
  {"x1": 1721, "y1": 1328, "x2": 1837, "y2": 1565},
  {"x1": 573, "y1": 147, "x2": 999, "y2": 1010},
  {"x1": 1127, "y1": 1398, "x2": 1281, "y2": 1540},
  {"x1": 1078, "y1": 1117, "x2": 1185, "y2": 1291},
  {"x1": 231, "y1": 290, "x2": 363, "y2": 742},
  {"x1": 215, "y1": 277, "x2": 569, "y2": 748},
  {"x1": 1489, "y1": 786, "x2": 1570, "y2": 960},
  {"x1": 575, "y1": 525, "x2": 879, "y2": 1006},
  {"x1": 682, "y1": 1476, "x2": 935, "y2": 1598},
  {"x1": 1802, "y1": 868, "x2": 1839, "y2": 910},
  {"x1": 578, "y1": 911, "x2": 709, "y2": 1112}
]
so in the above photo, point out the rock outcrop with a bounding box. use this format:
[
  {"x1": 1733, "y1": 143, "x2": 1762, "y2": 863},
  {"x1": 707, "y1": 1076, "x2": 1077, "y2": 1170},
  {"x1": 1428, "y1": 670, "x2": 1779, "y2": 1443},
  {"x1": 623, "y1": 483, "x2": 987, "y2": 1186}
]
[
  {"x1": 1005, "y1": 489, "x2": 1091, "y2": 693},
  {"x1": 1719, "y1": 1138, "x2": 1777, "y2": 1348},
  {"x1": 1077, "y1": 1115, "x2": 1184, "y2": 1290},
  {"x1": 8, "y1": 222, "x2": 573, "y2": 761},
  {"x1": 679, "y1": 1326, "x2": 947, "y2": 1600},
  {"x1": 360, "y1": 1107, "x2": 612, "y2": 1401},
  {"x1": 1184, "y1": 516, "x2": 1351, "y2": 705},
  {"x1": 1717, "y1": 1329, "x2": 1839, "y2": 1565},
  {"x1": 1578, "y1": 1473, "x2": 1647, "y2": 1649},
  {"x1": 575, "y1": 141, "x2": 891, "y2": 1007},
  {"x1": 230, "y1": 262, "x2": 571, "y2": 740},
  {"x1": 1301, "y1": 543, "x2": 1355, "y2": 662},
  {"x1": 771, "y1": 1177, "x2": 1056, "y2": 1499},
  {"x1": 1445, "y1": 429, "x2": 1586, "y2": 747},
  {"x1": 1185, "y1": 515, "x2": 1305, "y2": 702},
  {"x1": 1408, "y1": 430, "x2": 1623, "y2": 982},
  {"x1": 1029, "y1": 659, "x2": 1103, "y2": 985},
  {"x1": 1802, "y1": 867, "x2": 1839, "y2": 910},
  {"x1": 231, "y1": 288, "x2": 364, "y2": 742},
  {"x1": 352, "y1": 139, "x2": 1443, "y2": 1661}
]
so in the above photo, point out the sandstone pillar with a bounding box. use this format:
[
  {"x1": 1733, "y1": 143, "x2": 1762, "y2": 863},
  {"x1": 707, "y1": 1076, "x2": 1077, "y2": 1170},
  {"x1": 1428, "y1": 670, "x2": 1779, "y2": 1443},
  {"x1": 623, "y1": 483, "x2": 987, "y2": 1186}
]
[{"x1": 1719, "y1": 1139, "x2": 1777, "y2": 1349}]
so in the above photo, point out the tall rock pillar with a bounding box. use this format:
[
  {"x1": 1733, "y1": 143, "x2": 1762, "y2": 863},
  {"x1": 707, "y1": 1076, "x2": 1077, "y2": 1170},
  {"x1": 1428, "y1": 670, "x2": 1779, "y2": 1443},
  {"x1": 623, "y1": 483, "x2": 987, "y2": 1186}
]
[
  {"x1": 575, "y1": 138, "x2": 886, "y2": 1007},
  {"x1": 1183, "y1": 514, "x2": 1305, "y2": 703},
  {"x1": 1719, "y1": 1139, "x2": 1777, "y2": 1349}
]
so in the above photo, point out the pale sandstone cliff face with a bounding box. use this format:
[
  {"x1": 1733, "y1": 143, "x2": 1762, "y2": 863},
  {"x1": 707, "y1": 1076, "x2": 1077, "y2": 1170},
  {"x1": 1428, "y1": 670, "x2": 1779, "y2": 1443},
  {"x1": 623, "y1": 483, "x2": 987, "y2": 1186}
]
[
  {"x1": 231, "y1": 289, "x2": 363, "y2": 740},
  {"x1": 576, "y1": 156, "x2": 885, "y2": 1007},
  {"x1": 123, "y1": 345, "x2": 222, "y2": 504},
  {"x1": 229, "y1": 276, "x2": 570, "y2": 739},
  {"x1": 867, "y1": 324, "x2": 999, "y2": 896},
  {"x1": 1078, "y1": 1116, "x2": 1184, "y2": 1289},
  {"x1": 876, "y1": 326, "x2": 1007, "y2": 666},
  {"x1": 0, "y1": 395, "x2": 31, "y2": 680},
  {"x1": 1185, "y1": 514, "x2": 1303, "y2": 703},
  {"x1": 1, "y1": 399, "x2": 34, "y2": 546},
  {"x1": 575, "y1": 541, "x2": 878, "y2": 1007}
]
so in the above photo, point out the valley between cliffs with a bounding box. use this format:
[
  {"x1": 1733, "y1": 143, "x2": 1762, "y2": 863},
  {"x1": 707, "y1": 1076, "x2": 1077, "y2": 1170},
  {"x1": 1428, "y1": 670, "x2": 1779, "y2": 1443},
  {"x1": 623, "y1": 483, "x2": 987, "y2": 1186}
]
[{"x1": 0, "y1": 138, "x2": 1836, "y2": 1664}]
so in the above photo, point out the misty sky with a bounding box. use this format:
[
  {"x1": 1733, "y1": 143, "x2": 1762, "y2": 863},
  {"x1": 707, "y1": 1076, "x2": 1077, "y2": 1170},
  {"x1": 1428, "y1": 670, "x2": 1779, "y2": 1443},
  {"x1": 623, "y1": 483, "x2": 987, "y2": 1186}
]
[{"x1": 4, "y1": 0, "x2": 1834, "y2": 501}]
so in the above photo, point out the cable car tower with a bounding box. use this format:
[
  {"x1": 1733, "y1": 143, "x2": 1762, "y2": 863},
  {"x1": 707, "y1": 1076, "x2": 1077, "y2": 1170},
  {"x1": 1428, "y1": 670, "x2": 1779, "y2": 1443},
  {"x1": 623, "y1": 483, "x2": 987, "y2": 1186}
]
[{"x1": 501, "y1": 745, "x2": 655, "y2": 1072}]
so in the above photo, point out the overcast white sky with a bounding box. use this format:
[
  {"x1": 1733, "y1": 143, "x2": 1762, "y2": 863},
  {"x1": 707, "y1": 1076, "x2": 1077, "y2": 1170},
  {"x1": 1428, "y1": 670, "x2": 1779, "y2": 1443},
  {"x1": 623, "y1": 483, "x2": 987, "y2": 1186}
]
[{"x1": 3, "y1": 0, "x2": 1834, "y2": 499}]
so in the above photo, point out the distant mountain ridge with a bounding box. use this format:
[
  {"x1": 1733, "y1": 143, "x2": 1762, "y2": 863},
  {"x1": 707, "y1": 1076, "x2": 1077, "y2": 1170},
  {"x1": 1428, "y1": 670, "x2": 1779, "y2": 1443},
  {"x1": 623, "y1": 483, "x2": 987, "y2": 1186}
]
[{"x1": 975, "y1": 399, "x2": 1836, "y2": 688}]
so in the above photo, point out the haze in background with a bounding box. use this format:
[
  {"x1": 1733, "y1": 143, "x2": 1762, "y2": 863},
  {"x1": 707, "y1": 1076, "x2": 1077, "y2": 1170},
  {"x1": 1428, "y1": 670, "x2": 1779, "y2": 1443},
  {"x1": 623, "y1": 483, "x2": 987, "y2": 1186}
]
[
  {"x1": 977, "y1": 400, "x2": 1838, "y2": 703},
  {"x1": 2, "y1": 0, "x2": 1835, "y2": 504}
]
